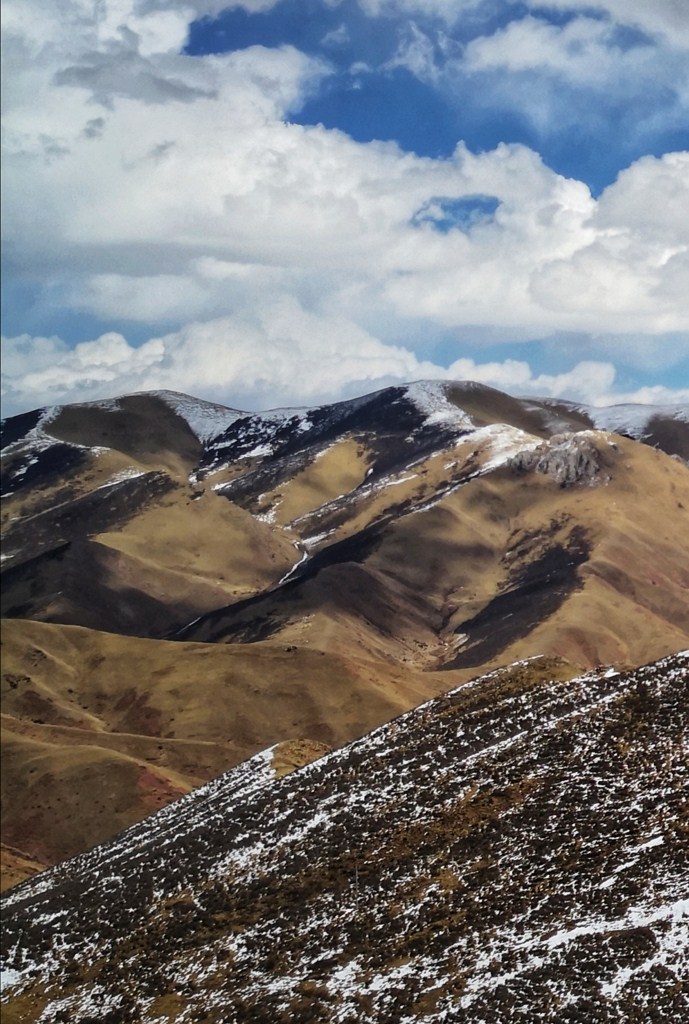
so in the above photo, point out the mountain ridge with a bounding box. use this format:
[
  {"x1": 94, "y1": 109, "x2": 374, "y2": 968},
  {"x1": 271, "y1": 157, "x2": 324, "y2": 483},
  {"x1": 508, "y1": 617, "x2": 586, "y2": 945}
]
[{"x1": 1, "y1": 379, "x2": 688, "y2": 888}]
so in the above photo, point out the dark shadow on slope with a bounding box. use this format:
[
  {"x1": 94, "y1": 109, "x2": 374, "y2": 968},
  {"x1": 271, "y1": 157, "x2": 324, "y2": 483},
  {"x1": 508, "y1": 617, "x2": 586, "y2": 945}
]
[
  {"x1": 1, "y1": 472, "x2": 175, "y2": 569},
  {"x1": 443, "y1": 528, "x2": 590, "y2": 669},
  {"x1": 46, "y1": 395, "x2": 203, "y2": 469},
  {"x1": 198, "y1": 387, "x2": 416, "y2": 478},
  {"x1": 643, "y1": 414, "x2": 689, "y2": 460},
  {"x1": 445, "y1": 384, "x2": 594, "y2": 437},
  {"x1": 170, "y1": 521, "x2": 389, "y2": 642},
  {"x1": 0, "y1": 408, "x2": 45, "y2": 450},
  {"x1": 1, "y1": 538, "x2": 196, "y2": 638},
  {"x1": 1, "y1": 443, "x2": 88, "y2": 497},
  {"x1": 211, "y1": 387, "x2": 466, "y2": 510}
]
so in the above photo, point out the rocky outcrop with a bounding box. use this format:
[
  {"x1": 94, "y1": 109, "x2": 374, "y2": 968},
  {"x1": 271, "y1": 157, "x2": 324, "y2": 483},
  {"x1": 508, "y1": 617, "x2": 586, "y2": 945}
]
[{"x1": 510, "y1": 432, "x2": 604, "y2": 486}]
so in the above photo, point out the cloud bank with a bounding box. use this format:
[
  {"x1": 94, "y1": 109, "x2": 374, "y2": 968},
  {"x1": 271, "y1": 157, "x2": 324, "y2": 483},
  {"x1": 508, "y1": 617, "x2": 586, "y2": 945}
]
[
  {"x1": 5, "y1": 313, "x2": 688, "y2": 418},
  {"x1": 1, "y1": 0, "x2": 687, "y2": 416}
]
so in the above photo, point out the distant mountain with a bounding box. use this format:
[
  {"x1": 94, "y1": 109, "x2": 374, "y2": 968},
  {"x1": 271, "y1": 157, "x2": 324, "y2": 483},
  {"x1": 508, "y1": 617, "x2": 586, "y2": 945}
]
[
  {"x1": 2, "y1": 651, "x2": 687, "y2": 1023},
  {"x1": 1, "y1": 382, "x2": 688, "y2": 882}
]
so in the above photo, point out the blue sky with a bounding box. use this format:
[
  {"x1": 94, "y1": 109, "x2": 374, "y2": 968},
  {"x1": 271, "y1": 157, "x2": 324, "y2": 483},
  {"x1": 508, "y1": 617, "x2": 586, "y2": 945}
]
[
  {"x1": 2, "y1": 0, "x2": 688, "y2": 416},
  {"x1": 186, "y1": 0, "x2": 688, "y2": 193}
]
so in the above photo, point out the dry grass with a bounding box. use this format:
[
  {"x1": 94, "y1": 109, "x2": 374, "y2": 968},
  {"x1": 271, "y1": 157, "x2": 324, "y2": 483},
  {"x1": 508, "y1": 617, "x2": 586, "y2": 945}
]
[
  {"x1": 0, "y1": 843, "x2": 47, "y2": 893},
  {"x1": 3, "y1": 392, "x2": 688, "y2": 885},
  {"x1": 94, "y1": 484, "x2": 296, "y2": 600},
  {"x1": 0, "y1": 617, "x2": 449, "y2": 872},
  {"x1": 258, "y1": 438, "x2": 370, "y2": 526}
]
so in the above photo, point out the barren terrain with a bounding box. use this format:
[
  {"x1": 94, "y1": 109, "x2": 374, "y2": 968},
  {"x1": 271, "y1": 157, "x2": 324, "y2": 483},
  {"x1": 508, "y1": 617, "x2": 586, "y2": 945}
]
[{"x1": 2, "y1": 383, "x2": 688, "y2": 883}]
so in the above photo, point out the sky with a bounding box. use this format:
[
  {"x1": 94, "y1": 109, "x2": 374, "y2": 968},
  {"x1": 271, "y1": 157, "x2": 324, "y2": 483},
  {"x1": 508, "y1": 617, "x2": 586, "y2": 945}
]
[{"x1": 2, "y1": 0, "x2": 689, "y2": 417}]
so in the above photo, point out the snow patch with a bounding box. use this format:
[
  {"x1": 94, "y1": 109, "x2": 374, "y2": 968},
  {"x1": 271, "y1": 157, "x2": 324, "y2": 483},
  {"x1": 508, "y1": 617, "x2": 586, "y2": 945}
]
[
  {"x1": 0, "y1": 967, "x2": 23, "y2": 994},
  {"x1": 471, "y1": 423, "x2": 541, "y2": 471},
  {"x1": 154, "y1": 391, "x2": 244, "y2": 443},
  {"x1": 589, "y1": 403, "x2": 689, "y2": 439},
  {"x1": 405, "y1": 381, "x2": 473, "y2": 430}
]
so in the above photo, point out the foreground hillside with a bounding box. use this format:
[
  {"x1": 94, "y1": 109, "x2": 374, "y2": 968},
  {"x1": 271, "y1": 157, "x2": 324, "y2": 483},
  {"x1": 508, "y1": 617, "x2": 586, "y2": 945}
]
[
  {"x1": 2, "y1": 652, "x2": 687, "y2": 1023},
  {"x1": 2, "y1": 381, "x2": 688, "y2": 879}
]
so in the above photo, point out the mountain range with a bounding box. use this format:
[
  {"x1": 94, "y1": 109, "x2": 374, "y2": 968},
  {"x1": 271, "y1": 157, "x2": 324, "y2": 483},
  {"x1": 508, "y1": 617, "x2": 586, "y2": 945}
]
[{"x1": 1, "y1": 379, "x2": 688, "y2": 1020}]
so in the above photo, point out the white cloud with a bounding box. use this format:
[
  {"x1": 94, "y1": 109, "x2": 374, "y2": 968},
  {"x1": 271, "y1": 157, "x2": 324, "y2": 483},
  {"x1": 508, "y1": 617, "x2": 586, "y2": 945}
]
[
  {"x1": 67, "y1": 273, "x2": 212, "y2": 322},
  {"x1": 594, "y1": 152, "x2": 689, "y2": 246},
  {"x1": 375, "y1": 7, "x2": 689, "y2": 152},
  {"x1": 601, "y1": 383, "x2": 689, "y2": 406},
  {"x1": 1, "y1": 307, "x2": 438, "y2": 414},
  {"x1": 528, "y1": 152, "x2": 689, "y2": 332},
  {"x1": 360, "y1": 0, "x2": 689, "y2": 47},
  {"x1": 1, "y1": 331, "x2": 164, "y2": 409},
  {"x1": 459, "y1": 11, "x2": 689, "y2": 144},
  {"x1": 1, "y1": 0, "x2": 688, "y2": 418},
  {"x1": 385, "y1": 21, "x2": 441, "y2": 81},
  {"x1": 322, "y1": 23, "x2": 350, "y2": 48},
  {"x1": 465, "y1": 15, "x2": 641, "y2": 83},
  {"x1": 519, "y1": 0, "x2": 689, "y2": 50},
  {"x1": 3, "y1": 313, "x2": 686, "y2": 419},
  {"x1": 357, "y1": 0, "x2": 470, "y2": 19},
  {"x1": 8, "y1": 50, "x2": 686, "y2": 340}
]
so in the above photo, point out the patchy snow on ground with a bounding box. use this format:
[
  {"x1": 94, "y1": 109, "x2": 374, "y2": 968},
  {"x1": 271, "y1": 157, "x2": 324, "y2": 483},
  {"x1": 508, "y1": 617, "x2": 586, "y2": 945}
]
[
  {"x1": 589, "y1": 403, "x2": 689, "y2": 438},
  {"x1": 470, "y1": 423, "x2": 542, "y2": 471},
  {"x1": 154, "y1": 391, "x2": 243, "y2": 443},
  {"x1": 3, "y1": 652, "x2": 687, "y2": 1023},
  {"x1": 405, "y1": 381, "x2": 474, "y2": 430}
]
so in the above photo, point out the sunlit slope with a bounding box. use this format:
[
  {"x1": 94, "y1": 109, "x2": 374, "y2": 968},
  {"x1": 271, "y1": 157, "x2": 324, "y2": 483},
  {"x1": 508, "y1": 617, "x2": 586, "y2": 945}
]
[
  {"x1": 0, "y1": 616, "x2": 450, "y2": 874},
  {"x1": 177, "y1": 433, "x2": 689, "y2": 676},
  {"x1": 1, "y1": 396, "x2": 296, "y2": 636},
  {"x1": 2, "y1": 382, "x2": 687, "y2": 884}
]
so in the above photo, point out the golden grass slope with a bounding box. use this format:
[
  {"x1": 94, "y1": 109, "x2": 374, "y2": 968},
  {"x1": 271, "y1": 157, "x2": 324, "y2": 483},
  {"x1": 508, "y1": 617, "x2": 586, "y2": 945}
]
[
  {"x1": 2, "y1": 434, "x2": 297, "y2": 637},
  {"x1": 0, "y1": 616, "x2": 451, "y2": 883},
  {"x1": 180, "y1": 433, "x2": 689, "y2": 677},
  {"x1": 3, "y1": 435, "x2": 682, "y2": 883},
  {"x1": 2, "y1": 388, "x2": 688, "y2": 888},
  {"x1": 0, "y1": 844, "x2": 46, "y2": 892}
]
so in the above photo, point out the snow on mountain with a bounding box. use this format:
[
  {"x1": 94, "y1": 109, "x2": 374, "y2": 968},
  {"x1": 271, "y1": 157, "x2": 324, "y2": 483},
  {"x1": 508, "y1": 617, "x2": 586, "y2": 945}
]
[
  {"x1": 587, "y1": 402, "x2": 689, "y2": 438},
  {"x1": 404, "y1": 380, "x2": 474, "y2": 429},
  {"x1": 3, "y1": 383, "x2": 687, "y2": 472},
  {"x1": 152, "y1": 391, "x2": 245, "y2": 443},
  {"x1": 519, "y1": 395, "x2": 689, "y2": 444},
  {"x1": 2, "y1": 652, "x2": 687, "y2": 1022},
  {"x1": 470, "y1": 422, "x2": 541, "y2": 471}
]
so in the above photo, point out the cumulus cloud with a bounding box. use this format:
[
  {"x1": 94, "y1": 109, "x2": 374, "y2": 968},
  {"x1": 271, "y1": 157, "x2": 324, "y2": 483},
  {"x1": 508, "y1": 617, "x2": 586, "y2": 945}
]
[
  {"x1": 362, "y1": 0, "x2": 689, "y2": 46},
  {"x1": 372, "y1": 6, "x2": 689, "y2": 156},
  {"x1": 1, "y1": 332, "x2": 164, "y2": 411},
  {"x1": 518, "y1": 0, "x2": 689, "y2": 49},
  {"x1": 3, "y1": 310, "x2": 687, "y2": 419},
  {"x1": 1, "y1": 0, "x2": 687, "y2": 417},
  {"x1": 4, "y1": 29, "x2": 687, "y2": 339},
  {"x1": 464, "y1": 15, "x2": 645, "y2": 83},
  {"x1": 458, "y1": 13, "x2": 689, "y2": 150}
]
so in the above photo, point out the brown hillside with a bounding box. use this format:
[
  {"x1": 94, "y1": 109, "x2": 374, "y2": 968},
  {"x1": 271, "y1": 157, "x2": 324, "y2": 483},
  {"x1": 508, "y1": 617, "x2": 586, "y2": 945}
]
[
  {"x1": 0, "y1": 617, "x2": 450, "y2": 877},
  {"x1": 1, "y1": 384, "x2": 688, "y2": 883}
]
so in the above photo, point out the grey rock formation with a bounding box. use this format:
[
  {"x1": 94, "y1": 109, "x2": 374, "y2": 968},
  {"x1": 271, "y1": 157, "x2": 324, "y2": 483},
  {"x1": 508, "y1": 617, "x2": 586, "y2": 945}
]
[{"x1": 510, "y1": 432, "x2": 603, "y2": 486}]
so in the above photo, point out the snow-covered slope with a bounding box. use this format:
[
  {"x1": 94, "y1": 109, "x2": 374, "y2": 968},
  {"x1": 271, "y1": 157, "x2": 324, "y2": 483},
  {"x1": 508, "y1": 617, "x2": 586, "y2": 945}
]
[
  {"x1": 152, "y1": 390, "x2": 244, "y2": 443},
  {"x1": 587, "y1": 402, "x2": 689, "y2": 438},
  {"x1": 2, "y1": 652, "x2": 687, "y2": 1022}
]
